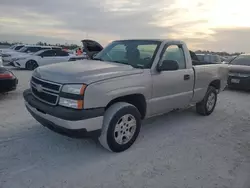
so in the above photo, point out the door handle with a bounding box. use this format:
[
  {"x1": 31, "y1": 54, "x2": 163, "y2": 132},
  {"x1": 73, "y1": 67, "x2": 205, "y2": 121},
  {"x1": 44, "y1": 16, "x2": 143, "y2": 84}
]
[{"x1": 184, "y1": 74, "x2": 190, "y2": 80}]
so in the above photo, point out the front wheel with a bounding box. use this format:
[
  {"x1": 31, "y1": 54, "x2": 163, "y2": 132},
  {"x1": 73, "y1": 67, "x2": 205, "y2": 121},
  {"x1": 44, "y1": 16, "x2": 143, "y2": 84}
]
[
  {"x1": 26, "y1": 60, "x2": 38, "y2": 70},
  {"x1": 196, "y1": 86, "x2": 217, "y2": 116},
  {"x1": 99, "y1": 102, "x2": 141, "y2": 152}
]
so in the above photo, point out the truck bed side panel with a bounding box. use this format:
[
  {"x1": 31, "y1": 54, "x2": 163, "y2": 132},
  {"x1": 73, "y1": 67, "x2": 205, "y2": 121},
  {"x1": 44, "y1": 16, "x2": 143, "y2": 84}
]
[{"x1": 191, "y1": 64, "x2": 228, "y2": 104}]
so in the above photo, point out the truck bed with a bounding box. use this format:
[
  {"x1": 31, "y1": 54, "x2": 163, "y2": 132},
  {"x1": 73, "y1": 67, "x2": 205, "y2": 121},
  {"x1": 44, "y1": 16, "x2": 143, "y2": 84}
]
[{"x1": 191, "y1": 64, "x2": 228, "y2": 104}]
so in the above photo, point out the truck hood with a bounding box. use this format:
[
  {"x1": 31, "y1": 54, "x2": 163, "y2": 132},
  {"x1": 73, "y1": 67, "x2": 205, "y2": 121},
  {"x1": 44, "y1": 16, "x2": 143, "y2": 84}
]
[{"x1": 33, "y1": 60, "x2": 143, "y2": 84}]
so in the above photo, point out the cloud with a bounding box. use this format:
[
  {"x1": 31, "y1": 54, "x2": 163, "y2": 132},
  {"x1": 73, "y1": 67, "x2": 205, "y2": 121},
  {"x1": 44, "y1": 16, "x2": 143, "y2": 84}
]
[{"x1": 0, "y1": 0, "x2": 250, "y2": 52}]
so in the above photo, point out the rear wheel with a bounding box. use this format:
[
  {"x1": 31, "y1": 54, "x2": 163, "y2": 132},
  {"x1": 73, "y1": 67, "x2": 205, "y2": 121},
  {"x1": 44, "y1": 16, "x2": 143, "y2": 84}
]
[
  {"x1": 26, "y1": 60, "x2": 38, "y2": 70},
  {"x1": 99, "y1": 102, "x2": 141, "y2": 152},
  {"x1": 196, "y1": 86, "x2": 217, "y2": 116}
]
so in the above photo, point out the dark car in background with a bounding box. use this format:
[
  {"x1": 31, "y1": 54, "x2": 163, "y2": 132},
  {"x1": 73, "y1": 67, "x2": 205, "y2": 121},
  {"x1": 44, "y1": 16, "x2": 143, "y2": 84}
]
[
  {"x1": 0, "y1": 67, "x2": 18, "y2": 93},
  {"x1": 81, "y1": 39, "x2": 103, "y2": 59},
  {"x1": 228, "y1": 54, "x2": 250, "y2": 90}
]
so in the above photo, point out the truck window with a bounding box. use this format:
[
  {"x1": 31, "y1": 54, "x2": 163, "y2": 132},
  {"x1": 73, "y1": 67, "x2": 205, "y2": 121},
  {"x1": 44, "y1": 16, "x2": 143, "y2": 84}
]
[{"x1": 161, "y1": 45, "x2": 186, "y2": 69}]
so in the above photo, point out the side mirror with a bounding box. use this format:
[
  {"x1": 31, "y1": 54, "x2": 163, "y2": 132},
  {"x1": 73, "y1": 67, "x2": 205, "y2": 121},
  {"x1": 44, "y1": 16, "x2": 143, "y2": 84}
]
[{"x1": 157, "y1": 60, "x2": 179, "y2": 72}]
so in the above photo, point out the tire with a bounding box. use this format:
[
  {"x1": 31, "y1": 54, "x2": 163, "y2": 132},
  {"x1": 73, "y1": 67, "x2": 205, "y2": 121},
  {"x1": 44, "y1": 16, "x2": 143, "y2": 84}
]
[
  {"x1": 26, "y1": 60, "x2": 38, "y2": 70},
  {"x1": 99, "y1": 102, "x2": 141, "y2": 152},
  {"x1": 196, "y1": 86, "x2": 217, "y2": 116}
]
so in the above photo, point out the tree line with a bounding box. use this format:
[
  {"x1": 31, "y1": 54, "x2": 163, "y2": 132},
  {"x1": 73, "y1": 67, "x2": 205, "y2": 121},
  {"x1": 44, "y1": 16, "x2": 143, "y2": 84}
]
[
  {"x1": 0, "y1": 41, "x2": 80, "y2": 50},
  {"x1": 0, "y1": 41, "x2": 244, "y2": 55}
]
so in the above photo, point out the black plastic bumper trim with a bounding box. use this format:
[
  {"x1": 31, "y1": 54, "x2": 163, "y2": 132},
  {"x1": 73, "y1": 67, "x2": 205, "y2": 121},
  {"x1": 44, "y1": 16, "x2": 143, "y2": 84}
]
[
  {"x1": 26, "y1": 105, "x2": 101, "y2": 138},
  {"x1": 23, "y1": 89, "x2": 105, "y2": 121}
]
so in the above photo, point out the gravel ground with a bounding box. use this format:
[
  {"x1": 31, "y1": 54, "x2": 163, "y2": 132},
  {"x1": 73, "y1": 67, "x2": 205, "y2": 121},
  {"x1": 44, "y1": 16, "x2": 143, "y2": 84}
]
[{"x1": 1, "y1": 68, "x2": 250, "y2": 188}]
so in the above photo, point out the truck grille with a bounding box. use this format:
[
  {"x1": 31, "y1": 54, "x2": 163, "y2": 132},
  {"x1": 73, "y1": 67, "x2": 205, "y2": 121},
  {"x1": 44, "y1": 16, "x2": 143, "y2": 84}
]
[{"x1": 31, "y1": 76, "x2": 62, "y2": 105}]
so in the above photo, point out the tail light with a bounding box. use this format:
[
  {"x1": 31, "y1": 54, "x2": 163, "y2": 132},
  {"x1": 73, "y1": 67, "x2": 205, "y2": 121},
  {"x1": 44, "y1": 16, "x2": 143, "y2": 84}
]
[{"x1": 0, "y1": 71, "x2": 14, "y2": 79}]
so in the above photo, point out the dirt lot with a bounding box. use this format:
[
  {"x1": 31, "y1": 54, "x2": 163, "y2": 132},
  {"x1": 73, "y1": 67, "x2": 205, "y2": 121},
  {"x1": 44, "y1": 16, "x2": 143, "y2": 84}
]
[{"x1": 1, "y1": 68, "x2": 250, "y2": 188}]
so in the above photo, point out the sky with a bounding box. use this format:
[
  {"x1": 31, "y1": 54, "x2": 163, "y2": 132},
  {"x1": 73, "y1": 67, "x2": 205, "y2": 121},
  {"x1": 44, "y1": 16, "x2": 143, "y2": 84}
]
[{"x1": 0, "y1": 0, "x2": 249, "y2": 52}]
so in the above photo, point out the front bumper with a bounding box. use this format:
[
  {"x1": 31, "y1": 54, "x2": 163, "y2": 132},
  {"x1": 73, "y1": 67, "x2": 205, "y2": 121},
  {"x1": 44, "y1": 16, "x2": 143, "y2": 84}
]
[
  {"x1": 23, "y1": 89, "x2": 104, "y2": 138},
  {"x1": 228, "y1": 76, "x2": 250, "y2": 90},
  {"x1": 12, "y1": 61, "x2": 21, "y2": 68}
]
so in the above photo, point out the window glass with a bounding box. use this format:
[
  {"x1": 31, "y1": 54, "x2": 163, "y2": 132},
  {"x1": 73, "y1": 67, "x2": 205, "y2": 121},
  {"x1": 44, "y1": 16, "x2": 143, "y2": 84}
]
[
  {"x1": 56, "y1": 50, "x2": 69, "y2": 56},
  {"x1": 161, "y1": 45, "x2": 186, "y2": 69},
  {"x1": 94, "y1": 40, "x2": 160, "y2": 68},
  {"x1": 204, "y1": 55, "x2": 210, "y2": 62},
  {"x1": 14, "y1": 45, "x2": 24, "y2": 51},
  {"x1": 197, "y1": 55, "x2": 205, "y2": 61},
  {"x1": 40, "y1": 50, "x2": 56, "y2": 57},
  {"x1": 231, "y1": 55, "x2": 250, "y2": 66},
  {"x1": 52, "y1": 47, "x2": 62, "y2": 50},
  {"x1": 214, "y1": 55, "x2": 221, "y2": 63},
  {"x1": 25, "y1": 47, "x2": 41, "y2": 53},
  {"x1": 41, "y1": 47, "x2": 51, "y2": 50}
]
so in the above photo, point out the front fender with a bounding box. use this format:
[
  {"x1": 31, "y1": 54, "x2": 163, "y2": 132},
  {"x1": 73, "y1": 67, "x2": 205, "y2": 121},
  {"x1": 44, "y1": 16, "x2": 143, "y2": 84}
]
[{"x1": 83, "y1": 72, "x2": 151, "y2": 109}]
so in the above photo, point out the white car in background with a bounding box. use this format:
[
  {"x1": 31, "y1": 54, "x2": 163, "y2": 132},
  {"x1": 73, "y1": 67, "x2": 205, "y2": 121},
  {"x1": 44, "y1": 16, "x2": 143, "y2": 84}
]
[
  {"x1": 12, "y1": 49, "x2": 75, "y2": 70},
  {"x1": 0, "y1": 44, "x2": 25, "y2": 54},
  {"x1": 2, "y1": 45, "x2": 62, "y2": 63}
]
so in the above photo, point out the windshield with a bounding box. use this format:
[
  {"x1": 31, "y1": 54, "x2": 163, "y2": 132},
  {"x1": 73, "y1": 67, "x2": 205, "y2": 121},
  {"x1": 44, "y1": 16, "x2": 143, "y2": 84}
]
[
  {"x1": 9, "y1": 45, "x2": 16, "y2": 49},
  {"x1": 94, "y1": 40, "x2": 161, "y2": 68},
  {"x1": 18, "y1": 46, "x2": 41, "y2": 53},
  {"x1": 230, "y1": 55, "x2": 250, "y2": 66},
  {"x1": 18, "y1": 47, "x2": 28, "y2": 52},
  {"x1": 14, "y1": 45, "x2": 24, "y2": 51}
]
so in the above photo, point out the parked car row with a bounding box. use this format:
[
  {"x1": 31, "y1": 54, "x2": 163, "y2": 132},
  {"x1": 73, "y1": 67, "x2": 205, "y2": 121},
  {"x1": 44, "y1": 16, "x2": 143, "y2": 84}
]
[
  {"x1": 10, "y1": 49, "x2": 75, "y2": 70},
  {"x1": 0, "y1": 44, "x2": 25, "y2": 54},
  {"x1": 0, "y1": 45, "x2": 62, "y2": 65}
]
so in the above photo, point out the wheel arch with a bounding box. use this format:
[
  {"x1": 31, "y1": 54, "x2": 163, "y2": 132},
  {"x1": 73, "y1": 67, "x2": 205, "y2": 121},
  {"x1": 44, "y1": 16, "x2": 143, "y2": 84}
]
[
  {"x1": 105, "y1": 94, "x2": 147, "y2": 119},
  {"x1": 209, "y1": 79, "x2": 221, "y2": 92}
]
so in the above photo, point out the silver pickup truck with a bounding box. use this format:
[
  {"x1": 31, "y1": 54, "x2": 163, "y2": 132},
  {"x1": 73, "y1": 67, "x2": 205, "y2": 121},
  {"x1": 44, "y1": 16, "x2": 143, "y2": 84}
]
[{"x1": 23, "y1": 39, "x2": 228, "y2": 152}]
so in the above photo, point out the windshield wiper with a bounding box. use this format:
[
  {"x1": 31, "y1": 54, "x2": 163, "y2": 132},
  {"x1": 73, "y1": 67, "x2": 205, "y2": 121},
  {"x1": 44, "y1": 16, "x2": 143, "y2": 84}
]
[{"x1": 110, "y1": 60, "x2": 127, "y2": 64}]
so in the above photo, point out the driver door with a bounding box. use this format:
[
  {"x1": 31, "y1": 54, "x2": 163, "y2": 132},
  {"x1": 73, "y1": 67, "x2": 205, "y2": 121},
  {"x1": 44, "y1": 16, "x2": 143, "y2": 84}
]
[{"x1": 151, "y1": 44, "x2": 194, "y2": 115}]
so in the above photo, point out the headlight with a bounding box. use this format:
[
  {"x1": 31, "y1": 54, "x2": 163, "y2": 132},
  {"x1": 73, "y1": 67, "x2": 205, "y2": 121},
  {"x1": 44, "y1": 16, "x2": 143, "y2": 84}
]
[
  {"x1": 59, "y1": 97, "x2": 83, "y2": 109},
  {"x1": 61, "y1": 84, "x2": 86, "y2": 95},
  {"x1": 59, "y1": 84, "x2": 86, "y2": 109},
  {"x1": 2, "y1": 54, "x2": 11, "y2": 57}
]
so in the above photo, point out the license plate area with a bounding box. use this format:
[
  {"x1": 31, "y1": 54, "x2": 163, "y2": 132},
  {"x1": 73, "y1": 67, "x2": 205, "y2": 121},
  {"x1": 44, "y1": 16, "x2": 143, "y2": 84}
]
[{"x1": 231, "y1": 78, "x2": 240, "y2": 84}]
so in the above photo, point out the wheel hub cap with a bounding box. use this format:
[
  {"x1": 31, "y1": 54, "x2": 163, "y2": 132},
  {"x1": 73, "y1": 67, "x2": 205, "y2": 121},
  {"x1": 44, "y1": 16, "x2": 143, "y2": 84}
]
[
  {"x1": 114, "y1": 114, "x2": 136, "y2": 145},
  {"x1": 206, "y1": 92, "x2": 216, "y2": 111}
]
